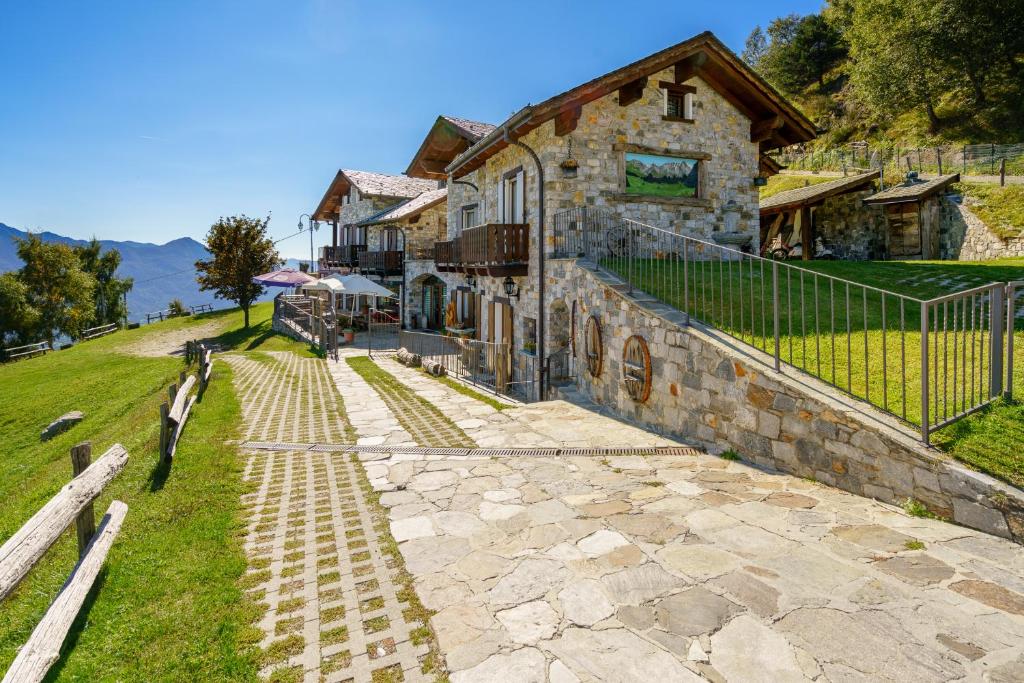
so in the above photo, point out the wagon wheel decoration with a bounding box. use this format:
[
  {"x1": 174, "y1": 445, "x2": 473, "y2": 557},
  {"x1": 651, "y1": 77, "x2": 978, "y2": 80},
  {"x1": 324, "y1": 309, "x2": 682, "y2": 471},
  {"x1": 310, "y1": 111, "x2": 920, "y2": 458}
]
[
  {"x1": 584, "y1": 315, "x2": 603, "y2": 378},
  {"x1": 622, "y1": 335, "x2": 652, "y2": 402},
  {"x1": 605, "y1": 224, "x2": 629, "y2": 258}
]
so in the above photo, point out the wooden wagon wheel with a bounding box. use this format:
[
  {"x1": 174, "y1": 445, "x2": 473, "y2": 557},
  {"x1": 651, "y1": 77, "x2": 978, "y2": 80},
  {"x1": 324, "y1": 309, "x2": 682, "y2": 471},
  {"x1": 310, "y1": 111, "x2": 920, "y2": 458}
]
[{"x1": 622, "y1": 335, "x2": 652, "y2": 402}]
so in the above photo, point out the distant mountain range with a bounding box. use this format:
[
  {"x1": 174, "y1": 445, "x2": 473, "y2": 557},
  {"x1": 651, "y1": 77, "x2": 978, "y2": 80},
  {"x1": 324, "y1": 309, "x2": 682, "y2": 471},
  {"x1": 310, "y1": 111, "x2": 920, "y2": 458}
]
[
  {"x1": 0, "y1": 223, "x2": 303, "y2": 322},
  {"x1": 625, "y1": 158, "x2": 697, "y2": 182}
]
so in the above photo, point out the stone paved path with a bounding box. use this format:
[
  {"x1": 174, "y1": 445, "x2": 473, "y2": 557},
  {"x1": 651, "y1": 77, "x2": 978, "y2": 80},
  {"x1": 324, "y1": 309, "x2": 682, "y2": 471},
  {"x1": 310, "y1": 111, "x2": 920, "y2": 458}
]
[
  {"x1": 329, "y1": 354, "x2": 1024, "y2": 682},
  {"x1": 226, "y1": 352, "x2": 435, "y2": 682}
]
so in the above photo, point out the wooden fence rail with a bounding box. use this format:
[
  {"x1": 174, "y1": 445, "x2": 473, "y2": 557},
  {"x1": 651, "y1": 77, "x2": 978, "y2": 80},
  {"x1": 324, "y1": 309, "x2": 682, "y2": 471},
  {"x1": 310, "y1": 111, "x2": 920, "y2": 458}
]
[
  {"x1": 0, "y1": 442, "x2": 129, "y2": 683},
  {"x1": 160, "y1": 342, "x2": 212, "y2": 462},
  {"x1": 80, "y1": 323, "x2": 119, "y2": 341},
  {"x1": 2, "y1": 342, "x2": 50, "y2": 362},
  {"x1": 2, "y1": 501, "x2": 128, "y2": 683}
]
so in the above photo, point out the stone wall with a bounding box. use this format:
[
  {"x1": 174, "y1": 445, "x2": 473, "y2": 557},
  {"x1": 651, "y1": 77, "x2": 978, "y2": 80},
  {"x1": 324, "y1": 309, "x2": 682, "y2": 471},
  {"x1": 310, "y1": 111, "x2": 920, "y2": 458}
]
[
  {"x1": 366, "y1": 201, "x2": 447, "y2": 258},
  {"x1": 339, "y1": 192, "x2": 404, "y2": 226},
  {"x1": 940, "y1": 197, "x2": 1024, "y2": 261},
  {"x1": 812, "y1": 190, "x2": 887, "y2": 260},
  {"x1": 403, "y1": 260, "x2": 461, "y2": 329},
  {"x1": 553, "y1": 258, "x2": 1024, "y2": 542}
]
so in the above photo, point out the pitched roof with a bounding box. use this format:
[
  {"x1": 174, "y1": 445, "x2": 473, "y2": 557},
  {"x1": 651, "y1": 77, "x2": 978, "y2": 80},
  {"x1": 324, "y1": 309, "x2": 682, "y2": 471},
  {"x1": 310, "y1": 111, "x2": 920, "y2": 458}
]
[
  {"x1": 357, "y1": 188, "x2": 448, "y2": 226},
  {"x1": 759, "y1": 171, "x2": 880, "y2": 215},
  {"x1": 405, "y1": 115, "x2": 497, "y2": 180},
  {"x1": 862, "y1": 174, "x2": 960, "y2": 205},
  {"x1": 313, "y1": 169, "x2": 436, "y2": 221},
  {"x1": 447, "y1": 31, "x2": 818, "y2": 178}
]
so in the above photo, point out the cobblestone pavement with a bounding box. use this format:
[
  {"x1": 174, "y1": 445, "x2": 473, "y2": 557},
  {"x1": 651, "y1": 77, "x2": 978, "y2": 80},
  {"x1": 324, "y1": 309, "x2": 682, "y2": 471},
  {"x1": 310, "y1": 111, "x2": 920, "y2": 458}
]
[
  {"x1": 225, "y1": 353, "x2": 436, "y2": 682},
  {"x1": 327, "y1": 353, "x2": 1024, "y2": 682}
]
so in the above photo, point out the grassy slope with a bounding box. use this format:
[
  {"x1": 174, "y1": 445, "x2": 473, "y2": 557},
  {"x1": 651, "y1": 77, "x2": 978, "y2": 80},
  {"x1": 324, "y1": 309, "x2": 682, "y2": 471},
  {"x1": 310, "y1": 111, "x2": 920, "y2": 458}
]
[
  {"x1": 760, "y1": 174, "x2": 837, "y2": 200},
  {"x1": 956, "y1": 183, "x2": 1024, "y2": 240},
  {"x1": 606, "y1": 257, "x2": 1024, "y2": 486},
  {"x1": 0, "y1": 300, "x2": 309, "y2": 680}
]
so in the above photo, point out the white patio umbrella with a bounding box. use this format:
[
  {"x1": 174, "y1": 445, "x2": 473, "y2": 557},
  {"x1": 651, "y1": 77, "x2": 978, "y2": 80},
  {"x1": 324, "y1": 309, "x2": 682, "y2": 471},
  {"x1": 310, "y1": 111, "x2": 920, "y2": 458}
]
[{"x1": 318, "y1": 274, "x2": 397, "y2": 323}]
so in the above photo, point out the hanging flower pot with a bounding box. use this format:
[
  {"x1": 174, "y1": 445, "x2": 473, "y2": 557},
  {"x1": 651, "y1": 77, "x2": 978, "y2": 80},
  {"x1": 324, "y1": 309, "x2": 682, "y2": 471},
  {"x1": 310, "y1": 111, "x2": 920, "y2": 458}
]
[{"x1": 560, "y1": 158, "x2": 579, "y2": 179}]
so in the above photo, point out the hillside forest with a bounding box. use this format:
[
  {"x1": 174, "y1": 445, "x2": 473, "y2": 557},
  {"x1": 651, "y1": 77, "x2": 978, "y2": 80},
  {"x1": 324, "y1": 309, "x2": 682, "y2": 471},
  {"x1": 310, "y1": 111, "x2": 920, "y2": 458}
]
[{"x1": 743, "y1": 0, "x2": 1024, "y2": 146}]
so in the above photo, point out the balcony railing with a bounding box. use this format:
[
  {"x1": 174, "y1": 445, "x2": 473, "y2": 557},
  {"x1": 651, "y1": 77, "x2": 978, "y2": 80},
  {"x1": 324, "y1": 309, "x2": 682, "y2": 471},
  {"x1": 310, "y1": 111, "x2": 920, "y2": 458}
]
[
  {"x1": 358, "y1": 249, "x2": 404, "y2": 276},
  {"x1": 319, "y1": 244, "x2": 365, "y2": 269},
  {"x1": 434, "y1": 223, "x2": 529, "y2": 275}
]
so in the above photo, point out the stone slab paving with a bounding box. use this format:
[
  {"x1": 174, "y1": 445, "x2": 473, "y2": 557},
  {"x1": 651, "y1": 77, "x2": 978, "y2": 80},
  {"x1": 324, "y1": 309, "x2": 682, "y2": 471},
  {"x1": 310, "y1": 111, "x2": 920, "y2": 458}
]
[
  {"x1": 225, "y1": 352, "x2": 433, "y2": 682},
  {"x1": 367, "y1": 451, "x2": 1024, "y2": 681},
  {"x1": 372, "y1": 354, "x2": 683, "y2": 449}
]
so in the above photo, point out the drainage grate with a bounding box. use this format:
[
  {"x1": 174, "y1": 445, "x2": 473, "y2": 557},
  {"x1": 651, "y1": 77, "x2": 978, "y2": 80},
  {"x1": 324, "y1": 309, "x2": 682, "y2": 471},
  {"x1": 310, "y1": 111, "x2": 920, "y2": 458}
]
[{"x1": 241, "y1": 441, "x2": 701, "y2": 458}]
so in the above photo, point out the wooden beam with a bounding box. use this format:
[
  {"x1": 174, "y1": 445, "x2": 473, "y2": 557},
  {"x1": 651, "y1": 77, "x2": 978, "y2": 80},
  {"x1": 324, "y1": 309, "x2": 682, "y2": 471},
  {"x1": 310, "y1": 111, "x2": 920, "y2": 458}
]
[
  {"x1": 801, "y1": 206, "x2": 812, "y2": 261},
  {"x1": 674, "y1": 52, "x2": 707, "y2": 83},
  {"x1": 0, "y1": 444, "x2": 128, "y2": 601},
  {"x1": 750, "y1": 116, "x2": 784, "y2": 143},
  {"x1": 554, "y1": 105, "x2": 582, "y2": 136},
  {"x1": 618, "y1": 77, "x2": 648, "y2": 107},
  {"x1": 3, "y1": 501, "x2": 128, "y2": 683}
]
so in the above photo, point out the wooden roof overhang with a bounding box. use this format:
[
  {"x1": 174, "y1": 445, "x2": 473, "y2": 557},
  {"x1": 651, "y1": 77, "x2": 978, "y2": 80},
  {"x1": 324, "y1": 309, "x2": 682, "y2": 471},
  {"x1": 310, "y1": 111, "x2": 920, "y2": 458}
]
[
  {"x1": 313, "y1": 171, "x2": 352, "y2": 222},
  {"x1": 406, "y1": 117, "x2": 480, "y2": 180},
  {"x1": 447, "y1": 31, "x2": 818, "y2": 179},
  {"x1": 862, "y1": 173, "x2": 960, "y2": 206},
  {"x1": 759, "y1": 170, "x2": 881, "y2": 217}
]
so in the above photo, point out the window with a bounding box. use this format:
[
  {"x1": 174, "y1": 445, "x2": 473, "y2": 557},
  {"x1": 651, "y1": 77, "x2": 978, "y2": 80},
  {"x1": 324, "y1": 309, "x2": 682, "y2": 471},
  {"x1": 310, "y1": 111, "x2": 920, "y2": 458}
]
[
  {"x1": 624, "y1": 152, "x2": 700, "y2": 198},
  {"x1": 460, "y1": 204, "x2": 478, "y2": 230},
  {"x1": 660, "y1": 82, "x2": 695, "y2": 122},
  {"x1": 497, "y1": 168, "x2": 525, "y2": 224}
]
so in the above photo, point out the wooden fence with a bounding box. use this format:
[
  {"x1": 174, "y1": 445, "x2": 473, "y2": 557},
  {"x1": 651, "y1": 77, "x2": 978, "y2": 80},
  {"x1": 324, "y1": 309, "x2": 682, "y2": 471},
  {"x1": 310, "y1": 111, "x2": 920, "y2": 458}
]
[
  {"x1": 0, "y1": 442, "x2": 129, "y2": 683},
  {"x1": 159, "y1": 341, "x2": 212, "y2": 462},
  {"x1": 1, "y1": 341, "x2": 50, "y2": 363},
  {"x1": 80, "y1": 322, "x2": 119, "y2": 341}
]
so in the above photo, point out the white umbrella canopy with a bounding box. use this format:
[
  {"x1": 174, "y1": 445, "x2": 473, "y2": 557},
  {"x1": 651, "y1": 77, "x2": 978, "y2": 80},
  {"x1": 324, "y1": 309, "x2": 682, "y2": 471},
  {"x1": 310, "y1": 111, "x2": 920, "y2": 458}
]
[
  {"x1": 321, "y1": 274, "x2": 396, "y2": 298},
  {"x1": 299, "y1": 278, "x2": 345, "y2": 293}
]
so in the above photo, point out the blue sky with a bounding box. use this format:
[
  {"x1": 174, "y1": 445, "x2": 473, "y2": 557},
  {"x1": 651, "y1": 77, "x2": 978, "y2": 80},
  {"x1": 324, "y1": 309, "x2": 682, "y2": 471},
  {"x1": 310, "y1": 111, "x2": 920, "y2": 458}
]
[{"x1": 0, "y1": 0, "x2": 821, "y2": 258}]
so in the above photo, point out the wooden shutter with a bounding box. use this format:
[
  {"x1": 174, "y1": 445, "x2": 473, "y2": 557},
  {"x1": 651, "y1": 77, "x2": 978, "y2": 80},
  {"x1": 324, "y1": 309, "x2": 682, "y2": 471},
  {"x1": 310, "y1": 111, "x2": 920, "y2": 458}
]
[
  {"x1": 496, "y1": 180, "x2": 505, "y2": 224},
  {"x1": 514, "y1": 170, "x2": 525, "y2": 222}
]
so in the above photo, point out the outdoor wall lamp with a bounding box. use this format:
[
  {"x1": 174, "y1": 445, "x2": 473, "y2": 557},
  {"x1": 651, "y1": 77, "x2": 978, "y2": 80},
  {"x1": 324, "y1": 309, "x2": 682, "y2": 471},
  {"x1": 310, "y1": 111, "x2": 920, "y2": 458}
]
[
  {"x1": 503, "y1": 276, "x2": 520, "y2": 301},
  {"x1": 465, "y1": 273, "x2": 477, "y2": 287}
]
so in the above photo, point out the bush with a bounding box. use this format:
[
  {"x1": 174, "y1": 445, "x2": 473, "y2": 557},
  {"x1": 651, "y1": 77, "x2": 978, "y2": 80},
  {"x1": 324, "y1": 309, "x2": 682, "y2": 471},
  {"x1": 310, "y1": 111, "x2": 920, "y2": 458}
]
[{"x1": 168, "y1": 299, "x2": 187, "y2": 317}]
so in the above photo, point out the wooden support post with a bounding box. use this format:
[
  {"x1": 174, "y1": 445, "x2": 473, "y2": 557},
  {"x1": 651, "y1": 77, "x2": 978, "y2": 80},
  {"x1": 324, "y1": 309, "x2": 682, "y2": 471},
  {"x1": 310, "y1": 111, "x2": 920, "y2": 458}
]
[
  {"x1": 801, "y1": 206, "x2": 812, "y2": 261},
  {"x1": 1000, "y1": 158, "x2": 1006, "y2": 186},
  {"x1": 69, "y1": 443, "x2": 94, "y2": 558},
  {"x1": 936, "y1": 147, "x2": 942, "y2": 175},
  {"x1": 159, "y1": 403, "x2": 169, "y2": 457}
]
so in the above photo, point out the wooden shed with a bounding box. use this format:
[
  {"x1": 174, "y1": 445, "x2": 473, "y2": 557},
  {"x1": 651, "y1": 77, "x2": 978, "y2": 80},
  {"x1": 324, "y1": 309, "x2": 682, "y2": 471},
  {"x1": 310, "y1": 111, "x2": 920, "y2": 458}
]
[{"x1": 862, "y1": 173, "x2": 960, "y2": 260}]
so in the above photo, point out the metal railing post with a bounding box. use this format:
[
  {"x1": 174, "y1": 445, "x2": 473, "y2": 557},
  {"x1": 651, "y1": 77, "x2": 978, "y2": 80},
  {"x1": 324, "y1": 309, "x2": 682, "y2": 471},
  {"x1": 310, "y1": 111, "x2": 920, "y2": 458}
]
[
  {"x1": 921, "y1": 302, "x2": 930, "y2": 445},
  {"x1": 772, "y1": 260, "x2": 781, "y2": 372},
  {"x1": 990, "y1": 285, "x2": 1005, "y2": 398},
  {"x1": 1008, "y1": 283, "x2": 1017, "y2": 401},
  {"x1": 683, "y1": 238, "x2": 689, "y2": 325},
  {"x1": 627, "y1": 223, "x2": 634, "y2": 295}
]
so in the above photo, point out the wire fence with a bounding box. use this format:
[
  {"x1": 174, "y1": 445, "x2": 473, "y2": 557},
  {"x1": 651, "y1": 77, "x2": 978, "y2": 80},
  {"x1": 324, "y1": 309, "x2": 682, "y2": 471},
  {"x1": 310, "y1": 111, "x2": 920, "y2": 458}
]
[
  {"x1": 552, "y1": 207, "x2": 1022, "y2": 443},
  {"x1": 770, "y1": 142, "x2": 1024, "y2": 182}
]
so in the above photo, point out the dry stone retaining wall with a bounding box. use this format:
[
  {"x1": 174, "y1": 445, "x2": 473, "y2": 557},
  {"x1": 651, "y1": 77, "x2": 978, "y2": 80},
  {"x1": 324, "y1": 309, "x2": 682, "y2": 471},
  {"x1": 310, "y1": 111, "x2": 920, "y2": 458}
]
[
  {"x1": 554, "y1": 259, "x2": 1024, "y2": 542},
  {"x1": 940, "y1": 198, "x2": 1024, "y2": 261}
]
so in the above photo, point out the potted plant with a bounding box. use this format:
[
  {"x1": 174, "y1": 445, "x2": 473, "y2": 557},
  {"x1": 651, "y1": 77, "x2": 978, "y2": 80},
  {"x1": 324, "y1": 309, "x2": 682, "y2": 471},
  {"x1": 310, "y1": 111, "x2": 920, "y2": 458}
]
[
  {"x1": 343, "y1": 327, "x2": 355, "y2": 343},
  {"x1": 522, "y1": 340, "x2": 537, "y2": 355},
  {"x1": 560, "y1": 158, "x2": 579, "y2": 179}
]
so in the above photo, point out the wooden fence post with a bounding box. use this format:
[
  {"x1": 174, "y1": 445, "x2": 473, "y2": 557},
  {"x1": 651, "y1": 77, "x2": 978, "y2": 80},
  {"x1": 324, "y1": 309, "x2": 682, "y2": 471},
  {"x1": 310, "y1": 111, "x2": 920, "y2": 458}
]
[
  {"x1": 936, "y1": 147, "x2": 942, "y2": 174},
  {"x1": 1000, "y1": 158, "x2": 1006, "y2": 187},
  {"x1": 69, "y1": 443, "x2": 95, "y2": 558},
  {"x1": 159, "y1": 403, "x2": 169, "y2": 458}
]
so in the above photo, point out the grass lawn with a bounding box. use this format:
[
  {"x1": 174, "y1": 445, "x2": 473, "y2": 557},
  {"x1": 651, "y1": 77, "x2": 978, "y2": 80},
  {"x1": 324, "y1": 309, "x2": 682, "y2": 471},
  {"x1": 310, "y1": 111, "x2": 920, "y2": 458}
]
[
  {"x1": 0, "y1": 300, "x2": 310, "y2": 680},
  {"x1": 418, "y1": 368, "x2": 513, "y2": 411},
  {"x1": 605, "y1": 256, "x2": 1024, "y2": 486}
]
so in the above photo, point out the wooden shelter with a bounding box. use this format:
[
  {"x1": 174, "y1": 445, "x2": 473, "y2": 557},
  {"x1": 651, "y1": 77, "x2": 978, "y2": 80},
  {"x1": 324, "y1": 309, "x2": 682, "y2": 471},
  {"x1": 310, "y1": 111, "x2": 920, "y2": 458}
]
[
  {"x1": 863, "y1": 174, "x2": 960, "y2": 259},
  {"x1": 758, "y1": 171, "x2": 880, "y2": 259}
]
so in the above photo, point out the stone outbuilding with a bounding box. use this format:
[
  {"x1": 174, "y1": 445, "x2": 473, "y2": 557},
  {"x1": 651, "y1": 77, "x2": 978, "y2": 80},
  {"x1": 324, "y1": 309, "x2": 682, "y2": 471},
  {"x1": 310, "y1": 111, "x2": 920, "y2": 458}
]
[{"x1": 862, "y1": 173, "x2": 960, "y2": 260}]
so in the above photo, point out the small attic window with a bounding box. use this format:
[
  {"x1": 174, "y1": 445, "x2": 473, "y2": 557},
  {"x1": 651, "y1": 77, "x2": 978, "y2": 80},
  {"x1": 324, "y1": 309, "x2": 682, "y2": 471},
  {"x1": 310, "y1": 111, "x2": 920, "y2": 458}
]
[{"x1": 660, "y1": 81, "x2": 696, "y2": 123}]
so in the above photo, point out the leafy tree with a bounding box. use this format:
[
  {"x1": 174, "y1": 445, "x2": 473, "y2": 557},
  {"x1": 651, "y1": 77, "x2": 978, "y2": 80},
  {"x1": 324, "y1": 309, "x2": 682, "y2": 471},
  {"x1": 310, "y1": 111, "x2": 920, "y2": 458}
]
[
  {"x1": 742, "y1": 27, "x2": 768, "y2": 68},
  {"x1": 195, "y1": 215, "x2": 280, "y2": 328},
  {"x1": 76, "y1": 238, "x2": 133, "y2": 326},
  {"x1": 746, "y1": 13, "x2": 846, "y2": 94},
  {"x1": 846, "y1": 0, "x2": 948, "y2": 132},
  {"x1": 0, "y1": 271, "x2": 39, "y2": 348},
  {"x1": 15, "y1": 234, "x2": 95, "y2": 345}
]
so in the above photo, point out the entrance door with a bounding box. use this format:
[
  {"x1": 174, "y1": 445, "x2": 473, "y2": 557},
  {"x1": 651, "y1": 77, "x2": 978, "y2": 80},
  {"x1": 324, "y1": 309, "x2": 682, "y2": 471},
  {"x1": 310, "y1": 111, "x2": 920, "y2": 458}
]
[{"x1": 422, "y1": 281, "x2": 445, "y2": 330}]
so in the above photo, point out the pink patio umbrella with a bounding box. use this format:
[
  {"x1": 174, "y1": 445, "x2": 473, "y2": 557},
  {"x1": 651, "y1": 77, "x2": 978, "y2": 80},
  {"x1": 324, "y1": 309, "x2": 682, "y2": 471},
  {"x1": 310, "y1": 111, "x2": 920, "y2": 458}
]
[{"x1": 252, "y1": 268, "x2": 318, "y2": 287}]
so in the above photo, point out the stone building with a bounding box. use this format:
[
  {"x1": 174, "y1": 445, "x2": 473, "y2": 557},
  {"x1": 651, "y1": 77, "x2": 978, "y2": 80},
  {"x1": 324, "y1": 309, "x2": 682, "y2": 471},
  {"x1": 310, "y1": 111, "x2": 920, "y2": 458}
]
[
  {"x1": 436, "y1": 31, "x2": 816, "y2": 397},
  {"x1": 313, "y1": 169, "x2": 436, "y2": 273}
]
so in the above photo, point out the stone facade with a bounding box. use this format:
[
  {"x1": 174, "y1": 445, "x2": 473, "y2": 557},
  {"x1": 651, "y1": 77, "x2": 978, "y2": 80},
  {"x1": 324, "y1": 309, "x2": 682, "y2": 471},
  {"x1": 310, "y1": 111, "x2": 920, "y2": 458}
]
[
  {"x1": 940, "y1": 197, "x2": 1024, "y2": 261},
  {"x1": 552, "y1": 258, "x2": 1024, "y2": 542},
  {"x1": 444, "y1": 72, "x2": 762, "y2": 365},
  {"x1": 812, "y1": 189, "x2": 887, "y2": 260},
  {"x1": 366, "y1": 200, "x2": 448, "y2": 258},
  {"x1": 338, "y1": 189, "x2": 404, "y2": 226}
]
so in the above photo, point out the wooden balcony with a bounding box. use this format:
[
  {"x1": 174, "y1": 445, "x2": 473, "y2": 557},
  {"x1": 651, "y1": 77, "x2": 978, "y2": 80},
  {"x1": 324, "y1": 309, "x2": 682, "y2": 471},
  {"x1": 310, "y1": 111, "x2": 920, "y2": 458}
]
[
  {"x1": 319, "y1": 244, "x2": 365, "y2": 269},
  {"x1": 433, "y1": 223, "x2": 529, "y2": 276},
  {"x1": 358, "y1": 249, "x2": 404, "y2": 276}
]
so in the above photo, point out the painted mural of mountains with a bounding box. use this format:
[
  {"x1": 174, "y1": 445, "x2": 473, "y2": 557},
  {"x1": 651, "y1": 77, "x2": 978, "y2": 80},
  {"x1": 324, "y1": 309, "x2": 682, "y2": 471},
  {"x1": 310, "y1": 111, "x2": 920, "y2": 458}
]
[
  {"x1": 625, "y1": 157, "x2": 699, "y2": 197},
  {"x1": 0, "y1": 223, "x2": 301, "y2": 322}
]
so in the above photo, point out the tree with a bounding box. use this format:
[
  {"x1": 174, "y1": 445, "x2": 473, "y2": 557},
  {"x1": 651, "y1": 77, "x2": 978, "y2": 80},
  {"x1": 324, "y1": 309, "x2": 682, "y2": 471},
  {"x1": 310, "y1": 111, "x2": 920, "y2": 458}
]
[
  {"x1": 753, "y1": 13, "x2": 846, "y2": 94},
  {"x1": 742, "y1": 27, "x2": 768, "y2": 69},
  {"x1": 76, "y1": 238, "x2": 133, "y2": 326},
  {"x1": 195, "y1": 215, "x2": 280, "y2": 328},
  {"x1": 15, "y1": 234, "x2": 95, "y2": 345},
  {"x1": 0, "y1": 271, "x2": 39, "y2": 348}
]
